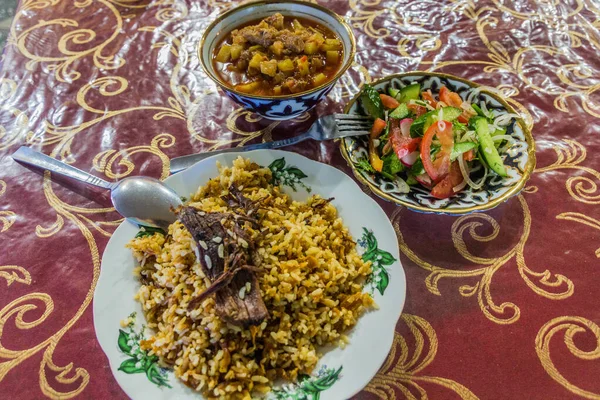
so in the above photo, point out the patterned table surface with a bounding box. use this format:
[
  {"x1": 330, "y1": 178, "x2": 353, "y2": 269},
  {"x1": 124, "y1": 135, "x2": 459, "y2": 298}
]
[{"x1": 1, "y1": 0, "x2": 599, "y2": 399}]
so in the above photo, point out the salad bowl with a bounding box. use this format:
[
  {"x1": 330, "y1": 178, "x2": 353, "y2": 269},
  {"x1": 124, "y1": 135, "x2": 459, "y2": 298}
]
[{"x1": 340, "y1": 72, "x2": 536, "y2": 215}]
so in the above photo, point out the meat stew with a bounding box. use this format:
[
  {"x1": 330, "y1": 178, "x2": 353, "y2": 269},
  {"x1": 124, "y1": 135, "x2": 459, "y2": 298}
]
[{"x1": 213, "y1": 13, "x2": 344, "y2": 96}]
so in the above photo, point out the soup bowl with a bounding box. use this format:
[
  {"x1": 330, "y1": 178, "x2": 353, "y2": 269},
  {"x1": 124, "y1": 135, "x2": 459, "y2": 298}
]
[{"x1": 199, "y1": 0, "x2": 356, "y2": 120}]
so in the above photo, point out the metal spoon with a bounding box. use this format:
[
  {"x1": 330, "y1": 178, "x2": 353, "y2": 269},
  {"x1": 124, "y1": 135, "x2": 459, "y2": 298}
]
[{"x1": 12, "y1": 146, "x2": 182, "y2": 230}]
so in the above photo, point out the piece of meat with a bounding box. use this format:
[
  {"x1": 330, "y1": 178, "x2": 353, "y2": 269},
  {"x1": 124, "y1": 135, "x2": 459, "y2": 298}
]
[
  {"x1": 179, "y1": 207, "x2": 268, "y2": 327},
  {"x1": 239, "y1": 24, "x2": 278, "y2": 47},
  {"x1": 276, "y1": 30, "x2": 305, "y2": 53}
]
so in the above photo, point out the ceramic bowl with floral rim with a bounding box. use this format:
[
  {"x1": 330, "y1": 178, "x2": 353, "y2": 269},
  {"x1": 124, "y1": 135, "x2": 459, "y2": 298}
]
[
  {"x1": 93, "y1": 150, "x2": 405, "y2": 399},
  {"x1": 340, "y1": 72, "x2": 536, "y2": 215},
  {"x1": 199, "y1": 0, "x2": 355, "y2": 121}
]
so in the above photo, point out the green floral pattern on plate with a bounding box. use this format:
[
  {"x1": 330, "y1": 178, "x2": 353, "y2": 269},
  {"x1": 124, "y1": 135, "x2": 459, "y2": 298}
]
[
  {"x1": 268, "y1": 157, "x2": 312, "y2": 192},
  {"x1": 117, "y1": 312, "x2": 171, "y2": 388},
  {"x1": 270, "y1": 366, "x2": 342, "y2": 400},
  {"x1": 358, "y1": 228, "x2": 396, "y2": 295}
]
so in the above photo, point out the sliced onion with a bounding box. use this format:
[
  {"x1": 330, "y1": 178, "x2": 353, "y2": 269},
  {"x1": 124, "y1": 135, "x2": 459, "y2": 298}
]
[
  {"x1": 399, "y1": 118, "x2": 413, "y2": 138},
  {"x1": 488, "y1": 122, "x2": 500, "y2": 133},
  {"x1": 453, "y1": 179, "x2": 468, "y2": 193},
  {"x1": 437, "y1": 120, "x2": 447, "y2": 131},
  {"x1": 460, "y1": 130, "x2": 477, "y2": 142},
  {"x1": 480, "y1": 101, "x2": 492, "y2": 119},
  {"x1": 466, "y1": 87, "x2": 482, "y2": 103},
  {"x1": 438, "y1": 107, "x2": 444, "y2": 121},
  {"x1": 494, "y1": 113, "x2": 521, "y2": 126},
  {"x1": 458, "y1": 154, "x2": 484, "y2": 190}
]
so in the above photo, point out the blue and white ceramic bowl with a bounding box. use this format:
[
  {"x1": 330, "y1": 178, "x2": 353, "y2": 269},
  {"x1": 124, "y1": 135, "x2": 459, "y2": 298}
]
[
  {"x1": 340, "y1": 72, "x2": 536, "y2": 215},
  {"x1": 199, "y1": 0, "x2": 356, "y2": 120}
]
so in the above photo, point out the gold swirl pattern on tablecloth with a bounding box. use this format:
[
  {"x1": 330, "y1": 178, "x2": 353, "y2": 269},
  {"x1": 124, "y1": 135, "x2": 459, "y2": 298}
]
[
  {"x1": 555, "y1": 213, "x2": 600, "y2": 258},
  {"x1": 92, "y1": 133, "x2": 175, "y2": 181},
  {"x1": 536, "y1": 316, "x2": 600, "y2": 399},
  {"x1": 536, "y1": 140, "x2": 600, "y2": 205},
  {"x1": 346, "y1": 0, "x2": 600, "y2": 119},
  {"x1": 535, "y1": 139, "x2": 600, "y2": 257},
  {"x1": 0, "y1": 266, "x2": 31, "y2": 286},
  {"x1": 0, "y1": 78, "x2": 33, "y2": 151},
  {"x1": 348, "y1": 0, "x2": 390, "y2": 39},
  {"x1": 9, "y1": 0, "x2": 126, "y2": 82},
  {"x1": 0, "y1": 145, "x2": 121, "y2": 397},
  {"x1": 0, "y1": 180, "x2": 15, "y2": 233},
  {"x1": 39, "y1": 75, "x2": 185, "y2": 157},
  {"x1": 392, "y1": 195, "x2": 574, "y2": 324},
  {"x1": 366, "y1": 314, "x2": 478, "y2": 399}
]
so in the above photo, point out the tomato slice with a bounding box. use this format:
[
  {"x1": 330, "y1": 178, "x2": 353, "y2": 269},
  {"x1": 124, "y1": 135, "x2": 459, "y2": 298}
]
[
  {"x1": 439, "y1": 86, "x2": 463, "y2": 108},
  {"x1": 420, "y1": 120, "x2": 454, "y2": 182},
  {"x1": 439, "y1": 86, "x2": 473, "y2": 124},
  {"x1": 431, "y1": 161, "x2": 463, "y2": 199},
  {"x1": 407, "y1": 103, "x2": 427, "y2": 117},
  {"x1": 390, "y1": 119, "x2": 421, "y2": 159},
  {"x1": 370, "y1": 118, "x2": 387, "y2": 139},
  {"x1": 422, "y1": 90, "x2": 437, "y2": 108},
  {"x1": 380, "y1": 94, "x2": 400, "y2": 109}
]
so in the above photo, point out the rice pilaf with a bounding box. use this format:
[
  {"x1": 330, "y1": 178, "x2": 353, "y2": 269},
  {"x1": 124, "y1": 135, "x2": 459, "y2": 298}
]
[{"x1": 127, "y1": 157, "x2": 374, "y2": 399}]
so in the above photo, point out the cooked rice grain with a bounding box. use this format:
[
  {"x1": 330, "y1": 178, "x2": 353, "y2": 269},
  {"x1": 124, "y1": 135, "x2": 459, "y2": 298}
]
[{"x1": 127, "y1": 157, "x2": 373, "y2": 399}]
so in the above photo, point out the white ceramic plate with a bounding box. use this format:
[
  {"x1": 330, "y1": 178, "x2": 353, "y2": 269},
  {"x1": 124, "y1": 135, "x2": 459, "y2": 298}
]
[{"x1": 93, "y1": 150, "x2": 406, "y2": 400}]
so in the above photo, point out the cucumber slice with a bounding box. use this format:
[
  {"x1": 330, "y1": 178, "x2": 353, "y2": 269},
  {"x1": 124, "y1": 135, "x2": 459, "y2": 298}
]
[
  {"x1": 389, "y1": 103, "x2": 409, "y2": 119},
  {"x1": 388, "y1": 88, "x2": 400, "y2": 98},
  {"x1": 396, "y1": 83, "x2": 421, "y2": 103},
  {"x1": 360, "y1": 84, "x2": 384, "y2": 119},
  {"x1": 412, "y1": 107, "x2": 462, "y2": 136},
  {"x1": 471, "y1": 117, "x2": 507, "y2": 177},
  {"x1": 438, "y1": 106, "x2": 463, "y2": 122},
  {"x1": 450, "y1": 142, "x2": 477, "y2": 161}
]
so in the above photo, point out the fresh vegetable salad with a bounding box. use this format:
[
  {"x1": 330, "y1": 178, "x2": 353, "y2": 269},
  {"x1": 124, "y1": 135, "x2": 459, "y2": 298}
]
[{"x1": 355, "y1": 82, "x2": 518, "y2": 199}]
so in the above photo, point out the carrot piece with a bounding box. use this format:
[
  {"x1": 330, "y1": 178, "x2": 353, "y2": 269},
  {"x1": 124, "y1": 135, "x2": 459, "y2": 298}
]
[
  {"x1": 370, "y1": 118, "x2": 387, "y2": 139},
  {"x1": 379, "y1": 94, "x2": 400, "y2": 109}
]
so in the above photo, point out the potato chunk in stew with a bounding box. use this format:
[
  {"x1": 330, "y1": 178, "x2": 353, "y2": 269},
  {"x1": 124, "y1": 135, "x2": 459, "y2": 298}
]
[{"x1": 213, "y1": 13, "x2": 344, "y2": 96}]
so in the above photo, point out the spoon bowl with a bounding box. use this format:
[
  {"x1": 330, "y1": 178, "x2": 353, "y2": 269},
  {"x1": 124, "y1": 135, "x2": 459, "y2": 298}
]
[{"x1": 111, "y1": 176, "x2": 182, "y2": 230}]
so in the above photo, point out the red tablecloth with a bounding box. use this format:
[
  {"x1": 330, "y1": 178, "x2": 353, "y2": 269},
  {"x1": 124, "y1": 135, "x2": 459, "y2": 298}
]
[{"x1": 1, "y1": 0, "x2": 599, "y2": 398}]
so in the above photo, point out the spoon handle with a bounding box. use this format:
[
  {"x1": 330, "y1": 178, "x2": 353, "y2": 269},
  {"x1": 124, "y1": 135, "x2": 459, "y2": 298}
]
[{"x1": 12, "y1": 146, "x2": 113, "y2": 190}]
